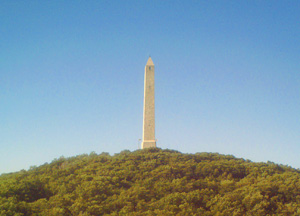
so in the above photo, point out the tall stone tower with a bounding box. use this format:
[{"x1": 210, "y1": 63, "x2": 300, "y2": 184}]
[{"x1": 142, "y1": 57, "x2": 156, "y2": 149}]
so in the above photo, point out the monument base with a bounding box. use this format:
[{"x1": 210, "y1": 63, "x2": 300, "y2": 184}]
[{"x1": 141, "y1": 140, "x2": 156, "y2": 149}]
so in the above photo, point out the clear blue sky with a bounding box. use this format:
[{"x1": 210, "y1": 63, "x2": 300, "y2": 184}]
[{"x1": 1, "y1": 1, "x2": 299, "y2": 174}]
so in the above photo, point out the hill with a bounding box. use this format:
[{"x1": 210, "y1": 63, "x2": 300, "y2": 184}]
[{"x1": 0, "y1": 148, "x2": 300, "y2": 215}]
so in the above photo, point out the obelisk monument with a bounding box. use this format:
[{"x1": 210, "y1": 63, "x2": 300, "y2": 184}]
[{"x1": 142, "y1": 57, "x2": 156, "y2": 149}]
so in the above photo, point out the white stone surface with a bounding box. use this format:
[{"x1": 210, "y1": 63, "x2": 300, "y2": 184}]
[{"x1": 142, "y1": 57, "x2": 156, "y2": 149}]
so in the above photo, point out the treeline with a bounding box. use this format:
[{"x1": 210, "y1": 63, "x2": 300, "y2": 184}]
[{"x1": 0, "y1": 148, "x2": 300, "y2": 215}]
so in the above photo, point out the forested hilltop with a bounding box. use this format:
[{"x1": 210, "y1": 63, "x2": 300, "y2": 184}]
[{"x1": 1, "y1": 148, "x2": 300, "y2": 216}]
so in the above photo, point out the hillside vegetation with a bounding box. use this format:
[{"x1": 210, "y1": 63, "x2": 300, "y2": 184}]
[{"x1": 0, "y1": 148, "x2": 300, "y2": 215}]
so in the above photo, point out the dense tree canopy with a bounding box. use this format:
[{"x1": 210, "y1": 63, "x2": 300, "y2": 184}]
[{"x1": 1, "y1": 148, "x2": 300, "y2": 215}]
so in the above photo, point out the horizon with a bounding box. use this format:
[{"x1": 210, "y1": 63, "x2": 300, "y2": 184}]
[
  {"x1": 1, "y1": 1, "x2": 299, "y2": 174},
  {"x1": 2, "y1": 148, "x2": 298, "y2": 176}
]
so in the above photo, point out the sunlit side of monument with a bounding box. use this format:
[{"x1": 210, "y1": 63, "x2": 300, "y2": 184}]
[{"x1": 141, "y1": 57, "x2": 156, "y2": 149}]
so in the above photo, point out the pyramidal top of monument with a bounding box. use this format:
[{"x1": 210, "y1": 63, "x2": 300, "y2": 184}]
[{"x1": 146, "y1": 57, "x2": 154, "y2": 66}]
